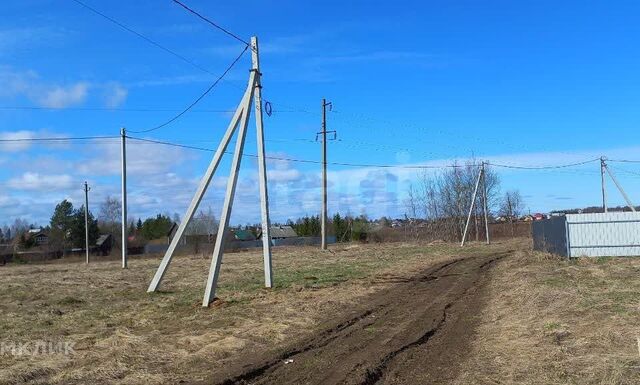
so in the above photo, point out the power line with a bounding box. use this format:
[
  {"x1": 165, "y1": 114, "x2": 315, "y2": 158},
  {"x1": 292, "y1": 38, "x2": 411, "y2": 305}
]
[
  {"x1": 171, "y1": 0, "x2": 250, "y2": 47},
  {"x1": 127, "y1": 45, "x2": 249, "y2": 134},
  {"x1": 71, "y1": 0, "x2": 216, "y2": 76},
  {"x1": 125, "y1": 136, "x2": 465, "y2": 169},
  {"x1": 486, "y1": 158, "x2": 600, "y2": 170},
  {"x1": 609, "y1": 159, "x2": 640, "y2": 164},
  {"x1": 0, "y1": 106, "x2": 305, "y2": 113},
  {"x1": 0, "y1": 135, "x2": 118, "y2": 142}
]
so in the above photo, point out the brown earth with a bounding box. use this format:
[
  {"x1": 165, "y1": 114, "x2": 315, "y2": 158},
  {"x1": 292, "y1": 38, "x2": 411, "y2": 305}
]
[{"x1": 197, "y1": 252, "x2": 509, "y2": 385}]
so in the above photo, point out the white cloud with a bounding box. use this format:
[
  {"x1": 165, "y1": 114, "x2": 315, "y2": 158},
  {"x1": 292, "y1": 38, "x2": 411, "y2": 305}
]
[
  {"x1": 268, "y1": 168, "x2": 302, "y2": 183},
  {"x1": 0, "y1": 67, "x2": 89, "y2": 108},
  {"x1": 76, "y1": 138, "x2": 195, "y2": 177},
  {"x1": 7, "y1": 172, "x2": 74, "y2": 191},
  {"x1": 104, "y1": 83, "x2": 128, "y2": 108},
  {"x1": 37, "y1": 82, "x2": 89, "y2": 108}
]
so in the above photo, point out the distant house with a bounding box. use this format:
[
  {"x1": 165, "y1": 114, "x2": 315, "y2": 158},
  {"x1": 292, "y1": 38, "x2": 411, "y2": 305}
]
[
  {"x1": 95, "y1": 234, "x2": 112, "y2": 256},
  {"x1": 521, "y1": 215, "x2": 534, "y2": 222},
  {"x1": 533, "y1": 213, "x2": 546, "y2": 221},
  {"x1": 167, "y1": 222, "x2": 187, "y2": 245},
  {"x1": 231, "y1": 229, "x2": 257, "y2": 241},
  {"x1": 27, "y1": 229, "x2": 49, "y2": 246},
  {"x1": 266, "y1": 225, "x2": 298, "y2": 240}
]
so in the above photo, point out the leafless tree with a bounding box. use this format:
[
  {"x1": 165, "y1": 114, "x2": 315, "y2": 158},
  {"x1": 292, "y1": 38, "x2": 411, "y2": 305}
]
[
  {"x1": 404, "y1": 159, "x2": 501, "y2": 242},
  {"x1": 185, "y1": 207, "x2": 219, "y2": 254},
  {"x1": 403, "y1": 184, "x2": 420, "y2": 240},
  {"x1": 98, "y1": 196, "x2": 122, "y2": 250},
  {"x1": 499, "y1": 190, "x2": 525, "y2": 235}
]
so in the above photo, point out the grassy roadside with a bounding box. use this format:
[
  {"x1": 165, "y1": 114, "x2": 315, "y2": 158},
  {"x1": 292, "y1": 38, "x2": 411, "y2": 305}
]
[
  {"x1": 0, "y1": 240, "x2": 516, "y2": 385},
  {"x1": 454, "y1": 244, "x2": 640, "y2": 385}
]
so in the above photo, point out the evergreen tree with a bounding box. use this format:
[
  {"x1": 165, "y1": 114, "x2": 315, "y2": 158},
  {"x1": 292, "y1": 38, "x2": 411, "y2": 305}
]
[
  {"x1": 68, "y1": 206, "x2": 99, "y2": 248},
  {"x1": 50, "y1": 199, "x2": 74, "y2": 249},
  {"x1": 140, "y1": 214, "x2": 173, "y2": 240},
  {"x1": 333, "y1": 213, "x2": 349, "y2": 242},
  {"x1": 136, "y1": 218, "x2": 143, "y2": 232}
]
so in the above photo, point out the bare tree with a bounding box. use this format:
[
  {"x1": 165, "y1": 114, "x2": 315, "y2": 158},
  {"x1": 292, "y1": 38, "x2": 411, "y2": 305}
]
[
  {"x1": 98, "y1": 196, "x2": 122, "y2": 250},
  {"x1": 404, "y1": 159, "x2": 501, "y2": 242},
  {"x1": 499, "y1": 190, "x2": 525, "y2": 235},
  {"x1": 403, "y1": 184, "x2": 420, "y2": 240},
  {"x1": 185, "y1": 207, "x2": 219, "y2": 254}
]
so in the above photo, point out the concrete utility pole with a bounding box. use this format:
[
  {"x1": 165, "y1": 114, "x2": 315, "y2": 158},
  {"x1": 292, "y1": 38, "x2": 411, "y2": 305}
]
[
  {"x1": 120, "y1": 127, "x2": 128, "y2": 268},
  {"x1": 147, "y1": 36, "x2": 274, "y2": 307},
  {"x1": 319, "y1": 99, "x2": 334, "y2": 250},
  {"x1": 251, "y1": 36, "x2": 274, "y2": 288},
  {"x1": 601, "y1": 156, "x2": 608, "y2": 213},
  {"x1": 84, "y1": 181, "x2": 90, "y2": 264},
  {"x1": 481, "y1": 162, "x2": 490, "y2": 244}
]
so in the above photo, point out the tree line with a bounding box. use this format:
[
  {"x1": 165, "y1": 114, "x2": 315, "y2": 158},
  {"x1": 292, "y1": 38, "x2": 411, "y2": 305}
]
[{"x1": 404, "y1": 159, "x2": 526, "y2": 241}]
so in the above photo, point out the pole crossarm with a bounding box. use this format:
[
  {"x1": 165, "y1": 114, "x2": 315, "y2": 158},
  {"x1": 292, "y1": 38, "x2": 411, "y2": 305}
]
[{"x1": 146, "y1": 36, "x2": 273, "y2": 308}]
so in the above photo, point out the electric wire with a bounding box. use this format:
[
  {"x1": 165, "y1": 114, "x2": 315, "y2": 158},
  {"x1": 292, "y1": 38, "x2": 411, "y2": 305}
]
[
  {"x1": 0, "y1": 135, "x2": 119, "y2": 142},
  {"x1": 125, "y1": 136, "x2": 465, "y2": 169},
  {"x1": 171, "y1": 0, "x2": 250, "y2": 47},
  {"x1": 0, "y1": 106, "x2": 304, "y2": 113},
  {"x1": 486, "y1": 158, "x2": 600, "y2": 169},
  {"x1": 127, "y1": 45, "x2": 249, "y2": 134},
  {"x1": 608, "y1": 159, "x2": 640, "y2": 164},
  {"x1": 70, "y1": 0, "x2": 216, "y2": 76}
]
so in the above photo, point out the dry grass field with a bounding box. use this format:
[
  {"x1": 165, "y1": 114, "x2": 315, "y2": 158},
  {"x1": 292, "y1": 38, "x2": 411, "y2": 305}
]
[
  {"x1": 453, "y1": 248, "x2": 640, "y2": 385},
  {"x1": 1, "y1": 239, "x2": 639, "y2": 384}
]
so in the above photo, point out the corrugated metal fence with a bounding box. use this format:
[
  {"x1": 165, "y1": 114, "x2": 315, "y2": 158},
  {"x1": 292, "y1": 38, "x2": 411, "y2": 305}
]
[{"x1": 533, "y1": 212, "x2": 640, "y2": 257}]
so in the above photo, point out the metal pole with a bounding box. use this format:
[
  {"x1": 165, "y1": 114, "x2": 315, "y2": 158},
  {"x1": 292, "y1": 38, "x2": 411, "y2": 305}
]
[
  {"x1": 461, "y1": 166, "x2": 483, "y2": 247},
  {"x1": 120, "y1": 127, "x2": 128, "y2": 268},
  {"x1": 251, "y1": 36, "x2": 273, "y2": 287},
  {"x1": 482, "y1": 162, "x2": 490, "y2": 244},
  {"x1": 604, "y1": 164, "x2": 636, "y2": 212},
  {"x1": 84, "y1": 181, "x2": 90, "y2": 264},
  {"x1": 601, "y1": 157, "x2": 608, "y2": 213},
  {"x1": 321, "y1": 99, "x2": 328, "y2": 250}
]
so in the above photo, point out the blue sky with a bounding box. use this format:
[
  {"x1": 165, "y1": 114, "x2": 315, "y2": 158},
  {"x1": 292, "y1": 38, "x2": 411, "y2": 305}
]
[{"x1": 2, "y1": 0, "x2": 640, "y2": 227}]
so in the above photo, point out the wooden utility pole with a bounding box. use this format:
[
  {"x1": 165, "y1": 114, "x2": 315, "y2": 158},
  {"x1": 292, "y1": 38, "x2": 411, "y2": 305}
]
[{"x1": 319, "y1": 99, "x2": 334, "y2": 250}]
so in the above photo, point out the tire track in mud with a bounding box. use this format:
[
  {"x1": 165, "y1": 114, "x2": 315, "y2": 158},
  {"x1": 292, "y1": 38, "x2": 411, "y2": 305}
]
[{"x1": 207, "y1": 252, "x2": 510, "y2": 385}]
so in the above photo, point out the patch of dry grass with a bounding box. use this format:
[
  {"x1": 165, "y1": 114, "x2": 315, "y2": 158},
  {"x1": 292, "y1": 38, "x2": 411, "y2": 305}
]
[
  {"x1": 0, "y1": 240, "x2": 515, "y2": 385},
  {"x1": 454, "y1": 241, "x2": 640, "y2": 385}
]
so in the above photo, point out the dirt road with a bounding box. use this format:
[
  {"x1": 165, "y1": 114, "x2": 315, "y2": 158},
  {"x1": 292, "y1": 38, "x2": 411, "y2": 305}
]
[{"x1": 203, "y1": 252, "x2": 508, "y2": 385}]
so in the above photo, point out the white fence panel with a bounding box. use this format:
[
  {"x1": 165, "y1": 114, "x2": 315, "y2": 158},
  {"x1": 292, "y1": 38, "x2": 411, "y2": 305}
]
[{"x1": 566, "y1": 212, "x2": 640, "y2": 257}]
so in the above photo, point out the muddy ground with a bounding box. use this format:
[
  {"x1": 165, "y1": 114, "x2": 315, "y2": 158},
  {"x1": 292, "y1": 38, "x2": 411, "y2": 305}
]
[{"x1": 199, "y1": 252, "x2": 507, "y2": 385}]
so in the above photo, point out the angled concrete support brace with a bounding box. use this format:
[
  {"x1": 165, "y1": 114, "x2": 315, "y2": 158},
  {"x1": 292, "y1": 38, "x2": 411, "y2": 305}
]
[
  {"x1": 203, "y1": 85, "x2": 253, "y2": 306},
  {"x1": 604, "y1": 164, "x2": 636, "y2": 212},
  {"x1": 461, "y1": 165, "x2": 483, "y2": 247},
  {"x1": 147, "y1": 92, "x2": 248, "y2": 293}
]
